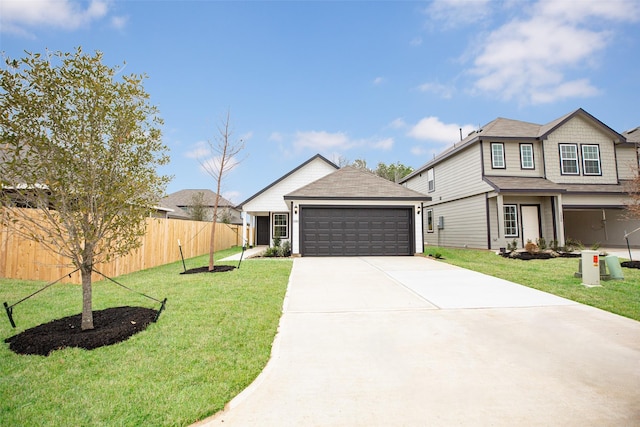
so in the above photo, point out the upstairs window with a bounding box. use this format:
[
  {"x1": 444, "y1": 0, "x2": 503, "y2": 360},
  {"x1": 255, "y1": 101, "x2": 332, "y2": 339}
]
[
  {"x1": 582, "y1": 145, "x2": 601, "y2": 175},
  {"x1": 273, "y1": 213, "x2": 288, "y2": 239},
  {"x1": 520, "y1": 144, "x2": 534, "y2": 169},
  {"x1": 491, "y1": 143, "x2": 505, "y2": 169},
  {"x1": 559, "y1": 144, "x2": 579, "y2": 175},
  {"x1": 427, "y1": 168, "x2": 435, "y2": 192},
  {"x1": 504, "y1": 205, "x2": 518, "y2": 237}
]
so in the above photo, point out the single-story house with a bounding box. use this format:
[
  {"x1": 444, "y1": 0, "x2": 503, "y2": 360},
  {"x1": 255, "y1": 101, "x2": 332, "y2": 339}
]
[
  {"x1": 238, "y1": 154, "x2": 431, "y2": 256},
  {"x1": 160, "y1": 189, "x2": 242, "y2": 224}
]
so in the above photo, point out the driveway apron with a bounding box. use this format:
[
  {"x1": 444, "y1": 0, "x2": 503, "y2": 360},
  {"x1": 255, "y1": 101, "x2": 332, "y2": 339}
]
[{"x1": 199, "y1": 256, "x2": 640, "y2": 426}]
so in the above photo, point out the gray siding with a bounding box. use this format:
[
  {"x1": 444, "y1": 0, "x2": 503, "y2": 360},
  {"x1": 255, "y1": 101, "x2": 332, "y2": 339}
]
[
  {"x1": 482, "y1": 140, "x2": 544, "y2": 178},
  {"x1": 406, "y1": 144, "x2": 491, "y2": 203},
  {"x1": 616, "y1": 145, "x2": 638, "y2": 180},
  {"x1": 424, "y1": 194, "x2": 488, "y2": 249}
]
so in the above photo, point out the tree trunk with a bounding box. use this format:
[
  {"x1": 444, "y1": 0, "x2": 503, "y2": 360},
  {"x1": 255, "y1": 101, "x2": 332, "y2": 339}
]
[
  {"x1": 80, "y1": 242, "x2": 94, "y2": 330},
  {"x1": 80, "y1": 264, "x2": 94, "y2": 330},
  {"x1": 208, "y1": 202, "x2": 219, "y2": 271}
]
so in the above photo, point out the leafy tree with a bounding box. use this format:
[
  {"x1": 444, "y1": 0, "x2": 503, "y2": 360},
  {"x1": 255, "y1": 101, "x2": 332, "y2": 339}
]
[
  {"x1": 187, "y1": 191, "x2": 208, "y2": 221},
  {"x1": 348, "y1": 159, "x2": 413, "y2": 183},
  {"x1": 374, "y1": 161, "x2": 414, "y2": 183},
  {"x1": 0, "y1": 48, "x2": 170, "y2": 330},
  {"x1": 198, "y1": 110, "x2": 245, "y2": 271}
]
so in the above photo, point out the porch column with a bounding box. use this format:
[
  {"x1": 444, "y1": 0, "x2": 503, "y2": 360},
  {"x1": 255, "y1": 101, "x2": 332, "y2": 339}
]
[
  {"x1": 241, "y1": 212, "x2": 248, "y2": 247},
  {"x1": 496, "y1": 194, "x2": 505, "y2": 239},
  {"x1": 555, "y1": 194, "x2": 565, "y2": 246},
  {"x1": 249, "y1": 215, "x2": 255, "y2": 247}
]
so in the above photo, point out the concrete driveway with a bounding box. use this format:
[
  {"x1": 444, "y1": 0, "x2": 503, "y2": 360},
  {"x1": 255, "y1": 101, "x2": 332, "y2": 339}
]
[{"x1": 198, "y1": 256, "x2": 640, "y2": 426}]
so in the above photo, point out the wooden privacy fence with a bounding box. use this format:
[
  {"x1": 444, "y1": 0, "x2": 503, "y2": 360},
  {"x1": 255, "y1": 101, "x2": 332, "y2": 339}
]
[{"x1": 0, "y1": 214, "x2": 247, "y2": 284}]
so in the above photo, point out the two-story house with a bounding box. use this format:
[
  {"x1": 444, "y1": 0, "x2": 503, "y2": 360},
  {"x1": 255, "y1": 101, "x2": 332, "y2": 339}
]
[{"x1": 401, "y1": 108, "x2": 640, "y2": 249}]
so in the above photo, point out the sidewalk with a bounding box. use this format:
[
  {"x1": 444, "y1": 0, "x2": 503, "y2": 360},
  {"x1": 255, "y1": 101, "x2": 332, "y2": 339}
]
[{"x1": 220, "y1": 246, "x2": 267, "y2": 261}]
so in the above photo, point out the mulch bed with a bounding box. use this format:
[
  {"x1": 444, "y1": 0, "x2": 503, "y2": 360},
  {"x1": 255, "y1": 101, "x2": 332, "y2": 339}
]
[
  {"x1": 4, "y1": 306, "x2": 158, "y2": 356},
  {"x1": 180, "y1": 265, "x2": 236, "y2": 274}
]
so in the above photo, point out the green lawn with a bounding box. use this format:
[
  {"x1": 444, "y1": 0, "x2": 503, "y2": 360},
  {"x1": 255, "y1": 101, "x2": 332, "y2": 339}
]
[
  {"x1": 424, "y1": 246, "x2": 640, "y2": 321},
  {"x1": 0, "y1": 247, "x2": 292, "y2": 426}
]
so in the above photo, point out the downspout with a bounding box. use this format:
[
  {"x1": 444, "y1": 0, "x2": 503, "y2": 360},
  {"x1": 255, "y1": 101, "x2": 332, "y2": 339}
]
[{"x1": 485, "y1": 194, "x2": 492, "y2": 250}]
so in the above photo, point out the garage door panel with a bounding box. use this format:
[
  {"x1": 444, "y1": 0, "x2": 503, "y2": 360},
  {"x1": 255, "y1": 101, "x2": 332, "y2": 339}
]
[{"x1": 301, "y1": 207, "x2": 412, "y2": 256}]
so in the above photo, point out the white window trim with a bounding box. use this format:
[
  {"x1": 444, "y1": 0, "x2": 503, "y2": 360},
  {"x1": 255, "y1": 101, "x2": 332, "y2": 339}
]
[
  {"x1": 504, "y1": 205, "x2": 518, "y2": 237},
  {"x1": 491, "y1": 143, "x2": 505, "y2": 169},
  {"x1": 427, "y1": 168, "x2": 435, "y2": 192},
  {"x1": 272, "y1": 213, "x2": 289, "y2": 239},
  {"x1": 426, "y1": 209, "x2": 434, "y2": 233},
  {"x1": 559, "y1": 144, "x2": 579, "y2": 175},
  {"x1": 520, "y1": 143, "x2": 534, "y2": 169},
  {"x1": 581, "y1": 144, "x2": 602, "y2": 176}
]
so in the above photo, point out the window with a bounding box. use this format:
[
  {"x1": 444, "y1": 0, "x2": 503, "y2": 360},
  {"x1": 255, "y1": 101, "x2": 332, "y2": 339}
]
[
  {"x1": 491, "y1": 143, "x2": 505, "y2": 168},
  {"x1": 582, "y1": 145, "x2": 601, "y2": 175},
  {"x1": 273, "y1": 213, "x2": 288, "y2": 239},
  {"x1": 427, "y1": 168, "x2": 435, "y2": 192},
  {"x1": 504, "y1": 205, "x2": 518, "y2": 237},
  {"x1": 559, "y1": 144, "x2": 579, "y2": 175},
  {"x1": 520, "y1": 144, "x2": 534, "y2": 169},
  {"x1": 426, "y1": 209, "x2": 434, "y2": 233}
]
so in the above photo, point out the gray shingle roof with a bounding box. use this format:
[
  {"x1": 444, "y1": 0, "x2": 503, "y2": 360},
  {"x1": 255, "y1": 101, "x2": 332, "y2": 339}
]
[
  {"x1": 161, "y1": 189, "x2": 234, "y2": 208},
  {"x1": 623, "y1": 127, "x2": 640, "y2": 144},
  {"x1": 284, "y1": 166, "x2": 430, "y2": 201},
  {"x1": 484, "y1": 176, "x2": 631, "y2": 195}
]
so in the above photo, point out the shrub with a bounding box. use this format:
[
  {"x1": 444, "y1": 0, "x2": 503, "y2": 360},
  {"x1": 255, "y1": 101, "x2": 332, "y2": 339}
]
[
  {"x1": 536, "y1": 237, "x2": 547, "y2": 250},
  {"x1": 507, "y1": 239, "x2": 519, "y2": 252},
  {"x1": 525, "y1": 240, "x2": 539, "y2": 254}
]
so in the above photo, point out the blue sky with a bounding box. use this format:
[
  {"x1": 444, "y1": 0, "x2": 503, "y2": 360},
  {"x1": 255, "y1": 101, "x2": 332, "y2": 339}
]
[{"x1": 2, "y1": 0, "x2": 639, "y2": 204}]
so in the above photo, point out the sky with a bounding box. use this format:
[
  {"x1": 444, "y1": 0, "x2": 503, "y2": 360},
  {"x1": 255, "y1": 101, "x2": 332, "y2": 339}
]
[{"x1": 1, "y1": 0, "x2": 639, "y2": 205}]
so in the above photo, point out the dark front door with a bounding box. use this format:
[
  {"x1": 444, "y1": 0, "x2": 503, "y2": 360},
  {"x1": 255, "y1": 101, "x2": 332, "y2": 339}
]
[
  {"x1": 300, "y1": 207, "x2": 413, "y2": 256},
  {"x1": 256, "y1": 216, "x2": 270, "y2": 246}
]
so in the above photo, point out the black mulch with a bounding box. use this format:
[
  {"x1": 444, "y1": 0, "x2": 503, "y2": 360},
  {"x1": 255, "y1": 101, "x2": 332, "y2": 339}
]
[
  {"x1": 4, "y1": 306, "x2": 157, "y2": 356},
  {"x1": 180, "y1": 265, "x2": 236, "y2": 274},
  {"x1": 621, "y1": 261, "x2": 640, "y2": 269}
]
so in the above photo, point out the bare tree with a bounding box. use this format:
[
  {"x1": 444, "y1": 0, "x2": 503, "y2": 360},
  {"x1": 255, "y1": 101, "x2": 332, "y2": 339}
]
[
  {"x1": 199, "y1": 111, "x2": 245, "y2": 271},
  {"x1": 0, "y1": 48, "x2": 170, "y2": 330}
]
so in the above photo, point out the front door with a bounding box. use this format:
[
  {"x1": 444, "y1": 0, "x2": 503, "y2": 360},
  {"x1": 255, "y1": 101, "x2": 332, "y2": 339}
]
[
  {"x1": 521, "y1": 205, "x2": 540, "y2": 246},
  {"x1": 256, "y1": 216, "x2": 270, "y2": 246}
]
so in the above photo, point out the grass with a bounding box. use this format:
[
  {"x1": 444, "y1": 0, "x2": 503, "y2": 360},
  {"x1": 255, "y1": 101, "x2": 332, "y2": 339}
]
[
  {"x1": 424, "y1": 246, "x2": 640, "y2": 321},
  {"x1": 0, "y1": 246, "x2": 292, "y2": 426}
]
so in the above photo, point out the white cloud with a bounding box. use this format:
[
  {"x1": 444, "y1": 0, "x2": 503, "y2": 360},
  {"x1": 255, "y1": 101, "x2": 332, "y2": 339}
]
[
  {"x1": 373, "y1": 77, "x2": 385, "y2": 86},
  {"x1": 293, "y1": 130, "x2": 393, "y2": 153},
  {"x1": 222, "y1": 190, "x2": 241, "y2": 204},
  {"x1": 294, "y1": 131, "x2": 350, "y2": 151},
  {"x1": 469, "y1": 0, "x2": 639, "y2": 104},
  {"x1": 372, "y1": 138, "x2": 394, "y2": 150},
  {"x1": 185, "y1": 141, "x2": 210, "y2": 159},
  {"x1": 388, "y1": 118, "x2": 407, "y2": 129},
  {"x1": 408, "y1": 116, "x2": 475, "y2": 143},
  {"x1": 200, "y1": 155, "x2": 240, "y2": 177},
  {"x1": 111, "y1": 15, "x2": 128, "y2": 30},
  {"x1": 417, "y1": 82, "x2": 454, "y2": 99},
  {"x1": 426, "y1": 0, "x2": 492, "y2": 29},
  {"x1": 410, "y1": 36, "x2": 423, "y2": 46},
  {"x1": 1, "y1": 0, "x2": 110, "y2": 35},
  {"x1": 269, "y1": 132, "x2": 283, "y2": 142}
]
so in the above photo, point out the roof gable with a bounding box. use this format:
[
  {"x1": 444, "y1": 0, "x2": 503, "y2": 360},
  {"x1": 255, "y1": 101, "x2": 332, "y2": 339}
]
[
  {"x1": 538, "y1": 108, "x2": 624, "y2": 141},
  {"x1": 238, "y1": 154, "x2": 339, "y2": 209},
  {"x1": 285, "y1": 166, "x2": 430, "y2": 201}
]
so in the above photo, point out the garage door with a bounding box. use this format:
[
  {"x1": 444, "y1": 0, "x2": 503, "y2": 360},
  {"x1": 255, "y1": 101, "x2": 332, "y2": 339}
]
[{"x1": 300, "y1": 207, "x2": 413, "y2": 256}]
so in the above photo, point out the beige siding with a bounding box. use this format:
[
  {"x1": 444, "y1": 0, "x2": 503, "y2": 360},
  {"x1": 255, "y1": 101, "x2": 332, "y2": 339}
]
[
  {"x1": 544, "y1": 115, "x2": 618, "y2": 184},
  {"x1": 482, "y1": 141, "x2": 544, "y2": 178},
  {"x1": 562, "y1": 193, "x2": 629, "y2": 207},
  {"x1": 616, "y1": 145, "x2": 638, "y2": 180},
  {"x1": 424, "y1": 194, "x2": 488, "y2": 249},
  {"x1": 407, "y1": 144, "x2": 491, "y2": 203}
]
